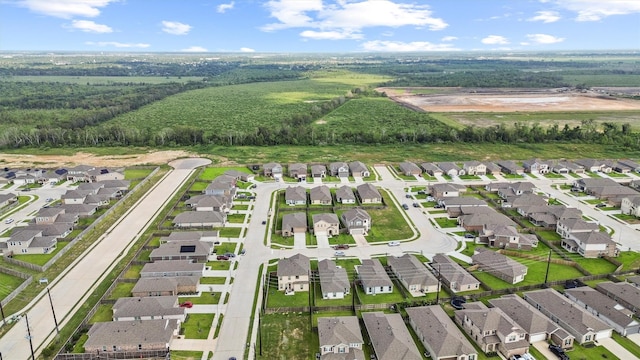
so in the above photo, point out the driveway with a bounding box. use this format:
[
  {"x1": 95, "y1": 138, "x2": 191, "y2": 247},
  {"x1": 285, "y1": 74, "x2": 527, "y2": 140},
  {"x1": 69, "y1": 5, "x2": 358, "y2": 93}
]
[
  {"x1": 315, "y1": 233, "x2": 330, "y2": 248},
  {"x1": 532, "y1": 341, "x2": 557, "y2": 359},
  {"x1": 313, "y1": 177, "x2": 323, "y2": 184},
  {"x1": 352, "y1": 234, "x2": 369, "y2": 247},
  {"x1": 340, "y1": 177, "x2": 350, "y2": 184},
  {"x1": 293, "y1": 232, "x2": 306, "y2": 249},
  {"x1": 596, "y1": 337, "x2": 636, "y2": 359}
]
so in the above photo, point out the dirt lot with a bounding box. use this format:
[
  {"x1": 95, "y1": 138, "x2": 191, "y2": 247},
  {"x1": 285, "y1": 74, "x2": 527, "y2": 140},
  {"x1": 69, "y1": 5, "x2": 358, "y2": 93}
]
[
  {"x1": 379, "y1": 87, "x2": 640, "y2": 112},
  {"x1": 0, "y1": 150, "x2": 195, "y2": 168}
]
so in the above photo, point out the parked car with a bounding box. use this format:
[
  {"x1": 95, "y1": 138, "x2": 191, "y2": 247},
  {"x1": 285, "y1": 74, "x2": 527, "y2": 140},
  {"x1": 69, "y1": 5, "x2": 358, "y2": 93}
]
[
  {"x1": 405, "y1": 194, "x2": 411, "y2": 198},
  {"x1": 549, "y1": 344, "x2": 569, "y2": 360},
  {"x1": 412, "y1": 202, "x2": 420, "y2": 208},
  {"x1": 216, "y1": 255, "x2": 229, "y2": 261},
  {"x1": 388, "y1": 241, "x2": 400, "y2": 247},
  {"x1": 4, "y1": 218, "x2": 14, "y2": 224},
  {"x1": 262, "y1": 220, "x2": 267, "y2": 225},
  {"x1": 402, "y1": 203, "x2": 409, "y2": 210},
  {"x1": 334, "y1": 244, "x2": 350, "y2": 250},
  {"x1": 595, "y1": 203, "x2": 606, "y2": 208},
  {"x1": 224, "y1": 252, "x2": 236, "y2": 258},
  {"x1": 334, "y1": 251, "x2": 345, "y2": 257},
  {"x1": 179, "y1": 301, "x2": 193, "y2": 308},
  {"x1": 464, "y1": 233, "x2": 475, "y2": 239},
  {"x1": 240, "y1": 249, "x2": 246, "y2": 255}
]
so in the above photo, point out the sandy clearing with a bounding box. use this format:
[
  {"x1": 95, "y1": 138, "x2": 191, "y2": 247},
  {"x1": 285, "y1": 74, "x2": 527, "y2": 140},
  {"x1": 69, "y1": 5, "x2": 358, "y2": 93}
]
[{"x1": 0, "y1": 150, "x2": 200, "y2": 168}]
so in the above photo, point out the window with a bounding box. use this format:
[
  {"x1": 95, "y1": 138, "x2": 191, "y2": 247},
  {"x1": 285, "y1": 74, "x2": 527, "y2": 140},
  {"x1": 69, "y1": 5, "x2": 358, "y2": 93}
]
[
  {"x1": 102, "y1": 346, "x2": 107, "y2": 352},
  {"x1": 565, "y1": 339, "x2": 572, "y2": 346},
  {"x1": 113, "y1": 345, "x2": 117, "y2": 351},
  {"x1": 138, "y1": 344, "x2": 142, "y2": 350},
  {"x1": 585, "y1": 335, "x2": 591, "y2": 341}
]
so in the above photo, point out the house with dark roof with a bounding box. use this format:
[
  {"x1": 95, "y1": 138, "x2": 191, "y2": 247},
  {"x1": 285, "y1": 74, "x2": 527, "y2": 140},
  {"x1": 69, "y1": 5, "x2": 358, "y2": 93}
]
[
  {"x1": 596, "y1": 281, "x2": 640, "y2": 317},
  {"x1": 281, "y1": 212, "x2": 307, "y2": 237},
  {"x1": 478, "y1": 224, "x2": 538, "y2": 250},
  {"x1": 621, "y1": 195, "x2": 640, "y2": 217},
  {"x1": 340, "y1": 209, "x2": 371, "y2": 235},
  {"x1": 490, "y1": 294, "x2": 575, "y2": 349},
  {"x1": 484, "y1": 162, "x2": 502, "y2": 175},
  {"x1": 523, "y1": 288, "x2": 613, "y2": 344},
  {"x1": 496, "y1": 160, "x2": 524, "y2": 175},
  {"x1": 357, "y1": 259, "x2": 393, "y2": 295},
  {"x1": 84, "y1": 319, "x2": 178, "y2": 353},
  {"x1": 348, "y1": 161, "x2": 370, "y2": 177},
  {"x1": 574, "y1": 159, "x2": 612, "y2": 173},
  {"x1": 289, "y1": 163, "x2": 308, "y2": 181},
  {"x1": 614, "y1": 159, "x2": 640, "y2": 173},
  {"x1": 172, "y1": 211, "x2": 226, "y2": 228},
  {"x1": 501, "y1": 193, "x2": 547, "y2": 209},
  {"x1": 204, "y1": 175, "x2": 236, "y2": 198},
  {"x1": 149, "y1": 240, "x2": 211, "y2": 262},
  {"x1": 313, "y1": 213, "x2": 339, "y2": 236},
  {"x1": 310, "y1": 185, "x2": 332, "y2": 205},
  {"x1": 335, "y1": 185, "x2": 356, "y2": 204},
  {"x1": 463, "y1": 161, "x2": 486, "y2": 175},
  {"x1": 5, "y1": 229, "x2": 57, "y2": 255},
  {"x1": 420, "y1": 163, "x2": 443, "y2": 176},
  {"x1": 472, "y1": 248, "x2": 527, "y2": 284},
  {"x1": 277, "y1": 253, "x2": 310, "y2": 293},
  {"x1": 556, "y1": 218, "x2": 599, "y2": 238},
  {"x1": 112, "y1": 296, "x2": 185, "y2": 322},
  {"x1": 398, "y1": 162, "x2": 421, "y2": 176},
  {"x1": 458, "y1": 208, "x2": 516, "y2": 232},
  {"x1": 223, "y1": 169, "x2": 255, "y2": 182},
  {"x1": 285, "y1": 186, "x2": 307, "y2": 205},
  {"x1": 131, "y1": 276, "x2": 200, "y2": 297},
  {"x1": 0, "y1": 193, "x2": 17, "y2": 208},
  {"x1": 318, "y1": 259, "x2": 350, "y2": 299},
  {"x1": 430, "y1": 254, "x2": 480, "y2": 293},
  {"x1": 329, "y1": 162, "x2": 349, "y2": 178},
  {"x1": 565, "y1": 286, "x2": 640, "y2": 336},
  {"x1": 520, "y1": 204, "x2": 582, "y2": 228},
  {"x1": 263, "y1": 162, "x2": 283, "y2": 179},
  {"x1": 185, "y1": 194, "x2": 230, "y2": 212},
  {"x1": 437, "y1": 162, "x2": 463, "y2": 176},
  {"x1": 561, "y1": 231, "x2": 618, "y2": 258},
  {"x1": 430, "y1": 183, "x2": 466, "y2": 199},
  {"x1": 388, "y1": 254, "x2": 438, "y2": 295},
  {"x1": 522, "y1": 159, "x2": 549, "y2": 174},
  {"x1": 318, "y1": 316, "x2": 364, "y2": 360},
  {"x1": 406, "y1": 306, "x2": 477, "y2": 360},
  {"x1": 361, "y1": 312, "x2": 421, "y2": 360},
  {"x1": 356, "y1": 183, "x2": 381, "y2": 203},
  {"x1": 140, "y1": 260, "x2": 205, "y2": 278},
  {"x1": 311, "y1": 164, "x2": 327, "y2": 178}
]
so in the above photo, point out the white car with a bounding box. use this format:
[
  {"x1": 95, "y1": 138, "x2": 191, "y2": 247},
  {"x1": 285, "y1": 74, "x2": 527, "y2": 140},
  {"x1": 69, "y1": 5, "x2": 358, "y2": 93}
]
[
  {"x1": 4, "y1": 218, "x2": 14, "y2": 224},
  {"x1": 388, "y1": 241, "x2": 400, "y2": 247}
]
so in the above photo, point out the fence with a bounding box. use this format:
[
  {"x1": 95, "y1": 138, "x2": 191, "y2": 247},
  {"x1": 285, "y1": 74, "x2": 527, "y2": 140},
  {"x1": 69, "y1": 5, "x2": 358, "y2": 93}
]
[{"x1": 55, "y1": 349, "x2": 169, "y2": 360}]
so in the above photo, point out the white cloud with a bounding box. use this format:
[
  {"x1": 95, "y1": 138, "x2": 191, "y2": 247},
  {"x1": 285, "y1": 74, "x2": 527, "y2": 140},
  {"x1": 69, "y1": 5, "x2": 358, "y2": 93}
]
[
  {"x1": 550, "y1": 0, "x2": 640, "y2": 21},
  {"x1": 262, "y1": 0, "x2": 447, "y2": 40},
  {"x1": 69, "y1": 20, "x2": 112, "y2": 33},
  {"x1": 481, "y1": 35, "x2": 509, "y2": 45},
  {"x1": 85, "y1": 41, "x2": 150, "y2": 48},
  {"x1": 526, "y1": 33, "x2": 565, "y2": 44},
  {"x1": 161, "y1": 21, "x2": 192, "y2": 35},
  {"x1": 181, "y1": 46, "x2": 208, "y2": 52},
  {"x1": 528, "y1": 10, "x2": 561, "y2": 23},
  {"x1": 361, "y1": 40, "x2": 458, "y2": 52},
  {"x1": 240, "y1": 47, "x2": 255, "y2": 52},
  {"x1": 300, "y1": 30, "x2": 363, "y2": 40},
  {"x1": 217, "y1": 1, "x2": 234, "y2": 13},
  {"x1": 16, "y1": 0, "x2": 117, "y2": 19},
  {"x1": 441, "y1": 36, "x2": 458, "y2": 42}
]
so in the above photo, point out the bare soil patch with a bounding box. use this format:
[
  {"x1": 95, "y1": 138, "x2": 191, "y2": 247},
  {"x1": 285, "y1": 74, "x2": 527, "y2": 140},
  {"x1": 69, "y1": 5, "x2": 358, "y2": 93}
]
[
  {"x1": 0, "y1": 150, "x2": 196, "y2": 168},
  {"x1": 378, "y1": 87, "x2": 640, "y2": 113}
]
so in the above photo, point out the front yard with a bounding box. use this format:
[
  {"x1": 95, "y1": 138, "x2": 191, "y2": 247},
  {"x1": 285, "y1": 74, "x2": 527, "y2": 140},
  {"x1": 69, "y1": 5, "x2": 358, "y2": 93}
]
[{"x1": 182, "y1": 313, "x2": 215, "y2": 339}]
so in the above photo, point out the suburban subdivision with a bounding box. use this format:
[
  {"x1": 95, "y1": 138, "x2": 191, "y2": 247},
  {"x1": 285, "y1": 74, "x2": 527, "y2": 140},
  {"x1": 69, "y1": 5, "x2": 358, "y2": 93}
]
[{"x1": 1, "y1": 158, "x2": 640, "y2": 360}]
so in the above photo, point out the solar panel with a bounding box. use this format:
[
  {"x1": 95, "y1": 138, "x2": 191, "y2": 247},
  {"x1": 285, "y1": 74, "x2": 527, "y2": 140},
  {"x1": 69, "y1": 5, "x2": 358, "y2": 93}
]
[{"x1": 180, "y1": 245, "x2": 196, "y2": 253}]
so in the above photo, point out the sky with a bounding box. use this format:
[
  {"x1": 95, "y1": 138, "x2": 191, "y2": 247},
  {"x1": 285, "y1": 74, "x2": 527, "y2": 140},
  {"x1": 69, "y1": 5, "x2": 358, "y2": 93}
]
[{"x1": 1, "y1": 0, "x2": 639, "y2": 52}]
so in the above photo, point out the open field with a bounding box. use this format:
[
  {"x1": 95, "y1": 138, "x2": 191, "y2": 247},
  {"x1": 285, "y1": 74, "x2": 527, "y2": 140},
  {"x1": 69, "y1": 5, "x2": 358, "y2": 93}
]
[{"x1": 0, "y1": 76, "x2": 204, "y2": 84}]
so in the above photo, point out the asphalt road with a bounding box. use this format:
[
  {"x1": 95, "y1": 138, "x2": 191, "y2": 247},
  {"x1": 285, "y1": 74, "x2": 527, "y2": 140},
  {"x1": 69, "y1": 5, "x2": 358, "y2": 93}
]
[{"x1": 0, "y1": 158, "x2": 210, "y2": 360}]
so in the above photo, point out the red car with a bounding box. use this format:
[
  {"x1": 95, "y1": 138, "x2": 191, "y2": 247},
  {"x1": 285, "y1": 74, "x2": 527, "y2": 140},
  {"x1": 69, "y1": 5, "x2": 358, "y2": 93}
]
[
  {"x1": 217, "y1": 255, "x2": 229, "y2": 261},
  {"x1": 179, "y1": 301, "x2": 193, "y2": 308}
]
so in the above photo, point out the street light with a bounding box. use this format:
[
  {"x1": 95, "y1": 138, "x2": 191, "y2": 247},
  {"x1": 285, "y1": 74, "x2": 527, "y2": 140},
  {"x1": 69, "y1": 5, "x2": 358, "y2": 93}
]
[{"x1": 47, "y1": 287, "x2": 59, "y2": 333}]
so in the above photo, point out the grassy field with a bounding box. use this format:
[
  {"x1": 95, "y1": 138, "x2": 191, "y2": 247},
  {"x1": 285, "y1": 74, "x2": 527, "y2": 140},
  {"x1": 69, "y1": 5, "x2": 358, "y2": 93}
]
[
  {"x1": 0, "y1": 75, "x2": 204, "y2": 84},
  {"x1": 258, "y1": 312, "x2": 317, "y2": 360},
  {"x1": 182, "y1": 313, "x2": 214, "y2": 339},
  {"x1": 170, "y1": 350, "x2": 204, "y2": 360},
  {"x1": 0, "y1": 273, "x2": 25, "y2": 300}
]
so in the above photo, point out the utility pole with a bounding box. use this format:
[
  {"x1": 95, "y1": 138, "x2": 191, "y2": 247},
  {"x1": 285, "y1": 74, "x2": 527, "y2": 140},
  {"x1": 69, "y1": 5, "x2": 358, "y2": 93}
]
[
  {"x1": 25, "y1": 314, "x2": 35, "y2": 360},
  {"x1": 0, "y1": 301, "x2": 6, "y2": 326},
  {"x1": 47, "y1": 287, "x2": 59, "y2": 333},
  {"x1": 543, "y1": 250, "x2": 552, "y2": 285},
  {"x1": 435, "y1": 265, "x2": 442, "y2": 304}
]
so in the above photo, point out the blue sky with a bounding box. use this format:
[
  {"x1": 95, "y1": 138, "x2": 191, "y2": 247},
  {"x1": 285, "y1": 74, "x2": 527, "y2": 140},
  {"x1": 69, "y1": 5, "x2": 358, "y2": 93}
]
[{"x1": 1, "y1": 0, "x2": 639, "y2": 52}]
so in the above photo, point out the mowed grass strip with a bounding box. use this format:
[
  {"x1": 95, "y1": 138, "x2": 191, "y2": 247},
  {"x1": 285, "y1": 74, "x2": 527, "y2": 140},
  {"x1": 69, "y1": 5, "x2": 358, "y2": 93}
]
[
  {"x1": 0, "y1": 273, "x2": 26, "y2": 300},
  {"x1": 182, "y1": 313, "x2": 214, "y2": 339}
]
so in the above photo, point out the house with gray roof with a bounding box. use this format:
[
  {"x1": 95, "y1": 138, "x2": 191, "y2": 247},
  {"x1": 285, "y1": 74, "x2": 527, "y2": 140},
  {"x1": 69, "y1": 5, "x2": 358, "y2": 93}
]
[
  {"x1": 501, "y1": 193, "x2": 547, "y2": 209},
  {"x1": 318, "y1": 316, "x2": 364, "y2": 360},
  {"x1": 572, "y1": 178, "x2": 618, "y2": 192},
  {"x1": 140, "y1": 260, "x2": 205, "y2": 278},
  {"x1": 313, "y1": 213, "x2": 339, "y2": 236},
  {"x1": 340, "y1": 209, "x2": 371, "y2": 235},
  {"x1": 489, "y1": 294, "x2": 575, "y2": 349},
  {"x1": 574, "y1": 159, "x2": 612, "y2": 173},
  {"x1": 439, "y1": 196, "x2": 487, "y2": 210},
  {"x1": 398, "y1": 162, "x2": 421, "y2": 176},
  {"x1": 437, "y1": 162, "x2": 463, "y2": 176},
  {"x1": 185, "y1": 194, "x2": 230, "y2": 212},
  {"x1": 596, "y1": 281, "x2": 640, "y2": 317},
  {"x1": 335, "y1": 185, "x2": 356, "y2": 204},
  {"x1": 285, "y1": 186, "x2": 307, "y2": 205},
  {"x1": 277, "y1": 253, "x2": 310, "y2": 293},
  {"x1": 615, "y1": 159, "x2": 640, "y2": 173},
  {"x1": 0, "y1": 193, "x2": 17, "y2": 208},
  {"x1": 161, "y1": 231, "x2": 218, "y2": 244},
  {"x1": 311, "y1": 164, "x2": 327, "y2": 178},
  {"x1": 463, "y1": 160, "x2": 486, "y2": 175},
  {"x1": 522, "y1": 159, "x2": 549, "y2": 174},
  {"x1": 621, "y1": 195, "x2": 640, "y2": 217},
  {"x1": 496, "y1": 160, "x2": 524, "y2": 175},
  {"x1": 132, "y1": 276, "x2": 200, "y2": 297},
  {"x1": 357, "y1": 259, "x2": 392, "y2": 295},
  {"x1": 478, "y1": 224, "x2": 538, "y2": 250},
  {"x1": 149, "y1": 240, "x2": 211, "y2": 262},
  {"x1": 204, "y1": 176, "x2": 236, "y2": 198},
  {"x1": 263, "y1": 162, "x2": 283, "y2": 179},
  {"x1": 112, "y1": 296, "x2": 185, "y2": 322},
  {"x1": 318, "y1": 259, "x2": 350, "y2": 299},
  {"x1": 223, "y1": 169, "x2": 255, "y2": 182},
  {"x1": 172, "y1": 211, "x2": 226, "y2": 228},
  {"x1": 356, "y1": 183, "x2": 381, "y2": 203},
  {"x1": 472, "y1": 248, "x2": 527, "y2": 284},
  {"x1": 289, "y1": 163, "x2": 308, "y2": 181},
  {"x1": 62, "y1": 190, "x2": 88, "y2": 204},
  {"x1": 627, "y1": 276, "x2": 640, "y2": 288},
  {"x1": 348, "y1": 161, "x2": 369, "y2": 177},
  {"x1": 59, "y1": 203, "x2": 98, "y2": 217},
  {"x1": 561, "y1": 231, "x2": 618, "y2": 258},
  {"x1": 406, "y1": 305, "x2": 477, "y2": 360},
  {"x1": 458, "y1": 209, "x2": 516, "y2": 233},
  {"x1": 361, "y1": 312, "x2": 421, "y2": 360},
  {"x1": 420, "y1": 162, "x2": 443, "y2": 176},
  {"x1": 388, "y1": 254, "x2": 438, "y2": 295},
  {"x1": 430, "y1": 183, "x2": 466, "y2": 199},
  {"x1": 484, "y1": 162, "x2": 501, "y2": 175},
  {"x1": 523, "y1": 288, "x2": 612, "y2": 344},
  {"x1": 556, "y1": 218, "x2": 599, "y2": 238},
  {"x1": 329, "y1": 162, "x2": 349, "y2": 178},
  {"x1": 23, "y1": 223, "x2": 73, "y2": 238},
  {"x1": 310, "y1": 185, "x2": 332, "y2": 205},
  {"x1": 565, "y1": 286, "x2": 640, "y2": 336},
  {"x1": 521, "y1": 204, "x2": 582, "y2": 228},
  {"x1": 455, "y1": 302, "x2": 529, "y2": 358},
  {"x1": 84, "y1": 319, "x2": 178, "y2": 353},
  {"x1": 281, "y1": 212, "x2": 307, "y2": 237},
  {"x1": 6, "y1": 229, "x2": 57, "y2": 255},
  {"x1": 430, "y1": 254, "x2": 480, "y2": 293}
]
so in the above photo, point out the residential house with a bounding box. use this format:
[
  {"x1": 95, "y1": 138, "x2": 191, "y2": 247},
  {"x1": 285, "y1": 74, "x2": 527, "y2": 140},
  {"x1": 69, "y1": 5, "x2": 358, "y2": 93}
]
[
  {"x1": 478, "y1": 224, "x2": 538, "y2": 250},
  {"x1": 406, "y1": 306, "x2": 477, "y2": 360},
  {"x1": 88, "y1": 168, "x2": 124, "y2": 182},
  {"x1": 66, "y1": 165, "x2": 95, "y2": 182},
  {"x1": 489, "y1": 294, "x2": 575, "y2": 349},
  {"x1": 437, "y1": 162, "x2": 464, "y2": 176},
  {"x1": 204, "y1": 175, "x2": 236, "y2": 198},
  {"x1": 285, "y1": 186, "x2": 307, "y2": 205},
  {"x1": 131, "y1": 276, "x2": 200, "y2": 297},
  {"x1": 263, "y1": 162, "x2": 283, "y2": 179},
  {"x1": 556, "y1": 218, "x2": 599, "y2": 238},
  {"x1": 626, "y1": 276, "x2": 640, "y2": 288},
  {"x1": 0, "y1": 193, "x2": 17, "y2": 208},
  {"x1": 520, "y1": 204, "x2": 582, "y2": 228},
  {"x1": 574, "y1": 159, "x2": 612, "y2": 173},
  {"x1": 84, "y1": 319, "x2": 178, "y2": 353},
  {"x1": 455, "y1": 302, "x2": 529, "y2": 358},
  {"x1": 356, "y1": 183, "x2": 381, "y2": 204},
  {"x1": 440, "y1": 197, "x2": 487, "y2": 214},
  {"x1": 329, "y1": 162, "x2": 350, "y2": 178},
  {"x1": 388, "y1": 254, "x2": 438, "y2": 295},
  {"x1": 420, "y1": 163, "x2": 443, "y2": 176},
  {"x1": 523, "y1": 288, "x2": 613, "y2": 344},
  {"x1": 630, "y1": 180, "x2": 640, "y2": 191},
  {"x1": 277, "y1": 253, "x2": 310, "y2": 292},
  {"x1": 172, "y1": 211, "x2": 226, "y2": 228},
  {"x1": 11, "y1": 169, "x2": 41, "y2": 186},
  {"x1": 160, "y1": 231, "x2": 219, "y2": 244},
  {"x1": 317, "y1": 316, "x2": 364, "y2": 360},
  {"x1": 398, "y1": 162, "x2": 421, "y2": 176},
  {"x1": 318, "y1": 259, "x2": 350, "y2": 299},
  {"x1": 430, "y1": 254, "x2": 480, "y2": 293},
  {"x1": 484, "y1": 162, "x2": 502, "y2": 176},
  {"x1": 357, "y1": 259, "x2": 393, "y2": 295},
  {"x1": 496, "y1": 160, "x2": 524, "y2": 175},
  {"x1": 140, "y1": 260, "x2": 205, "y2": 278},
  {"x1": 501, "y1": 193, "x2": 547, "y2": 209},
  {"x1": 472, "y1": 248, "x2": 527, "y2": 284},
  {"x1": 149, "y1": 240, "x2": 211, "y2": 262},
  {"x1": 281, "y1": 212, "x2": 307, "y2": 237},
  {"x1": 614, "y1": 159, "x2": 640, "y2": 173},
  {"x1": 361, "y1": 312, "x2": 421, "y2": 360},
  {"x1": 34, "y1": 207, "x2": 66, "y2": 224},
  {"x1": 572, "y1": 178, "x2": 618, "y2": 192},
  {"x1": 496, "y1": 182, "x2": 536, "y2": 198},
  {"x1": 430, "y1": 183, "x2": 466, "y2": 199},
  {"x1": 40, "y1": 168, "x2": 68, "y2": 184},
  {"x1": 62, "y1": 190, "x2": 88, "y2": 204},
  {"x1": 565, "y1": 287, "x2": 640, "y2": 336},
  {"x1": 458, "y1": 208, "x2": 516, "y2": 233},
  {"x1": 311, "y1": 164, "x2": 327, "y2": 178},
  {"x1": 340, "y1": 209, "x2": 371, "y2": 235},
  {"x1": 561, "y1": 231, "x2": 618, "y2": 258},
  {"x1": 335, "y1": 185, "x2": 356, "y2": 204},
  {"x1": 596, "y1": 281, "x2": 640, "y2": 317},
  {"x1": 550, "y1": 161, "x2": 570, "y2": 174},
  {"x1": 223, "y1": 169, "x2": 255, "y2": 182},
  {"x1": 112, "y1": 296, "x2": 185, "y2": 322},
  {"x1": 313, "y1": 213, "x2": 340, "y2": 236},
  {"x1": 310, "y1": 185, "x2": 332, "y2": 205},
  {"x1": 349, "y1": 161, "x2": 370, "y2": 177},
  {"x1": 621, "y1": 196, "x2": 640, "y2": 217},
  {"x1": 5, "y1": 229, "x2": 56, "y2": 255},
  {"x1": 23, "y1": 223, "x2": 73, "y2": 239},
  {"x1": 185, "y1": 194, "x2": 230, "y2": 212},
  {"x1": 463, "y1": 161, "x2": 487, "y2": 176},
  {"x1": 289, "y1": 163, "x2": 308, "y2": 181},
  {"x1": 522, "y1": 159, "x2": 549, "y2": 174}
]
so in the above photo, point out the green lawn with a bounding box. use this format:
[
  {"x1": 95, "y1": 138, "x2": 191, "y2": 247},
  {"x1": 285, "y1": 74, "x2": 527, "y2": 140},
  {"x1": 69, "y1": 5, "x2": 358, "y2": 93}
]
[
  {"x1": 233, "y1": 204, "x2": 250, "y2": 211},
  {"x1": 89, "y1": 304, "x2": 113, "y2": 323},
  {"x1": 0, "y1": 272, "x2": 25, "y2": 300},
  {"x1": 536, "y1": 230, "x2": 562, "y2": 241},
  {"x1": 108, "y1": 282, "x2": 134, "y2": 299},
  {"x1": 434, "y1": 217, "x2": 459, "y2": 228},
  {"x1": 123, "y1": 264, "x2": 142, "y2": 279},
  {"x1": 314, "y1": 282, "x2": 354, "y2": 307},
  {"x1": 215, "y1": 242, "x2": 237, "y2": 254},
  {"x1": 613, "y1": 332, "x2": 640, "y2": 358},
  {"x1": 207, "y1": 260, "x2": 231, "y2": 270},
  {"x1": 566, "y1": 342, "x2": 619, "y2": 360},
  {"x1": 258, "y1": 312, "x2": 317, "y2": 360},
  {"x1": 200, "y1": 277, "x2": 227, "y2": 285},
  {"x1": 564, "y1": 255, "x2": 618, "y2": 275},
  {"x1": 616, "y1": 251, "x2": 640, "y2": 271},
  {"x1": 180, "y1": 292, "x2": 221, "y2": 305},
  {"x1": 356, "y1": 192, "x2": 413, "y2": 242},
  {"x1": 265, "y1": 283, "x2": 310, "y2": 308},
  {"x1": 608, "y1": 172, "x2": 628, "y2": 178},
  {"x1": 226, "y1": 214, "x2": 246, "y2": 223},
  {"x1": 513, "y1": 258, "x2": 584, "y2": 283},
  {"x1": 503, "y1": 173, "x2": 524, "y2": 179},
  {"x1": 355, "y1": 284, "x2": 405, "y2": 304},
  {"x1": 12, "y1": 241, "x2": 70, "y2": 266},
  {"x1": 124, "y1": 167, "x2": 154, "y2": 180},
  {"x1": 189, "y1": 181, "x2": 208, "y2": 192},
  {"x1": 216, "y1": 227, "x2": 242, "y2": 238},
  {"x1": 328, "y1": 234, "x2": 356, "y2": 246},
  {"x1": 170, "y1": 350, "x2": 204, "y2": 360},
  {"x1": 200, "y1": 167, "x2": 252, "y2": 181},
  {"x1": 182, "y1": 313, "x2": 214, "y2": 339}
]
